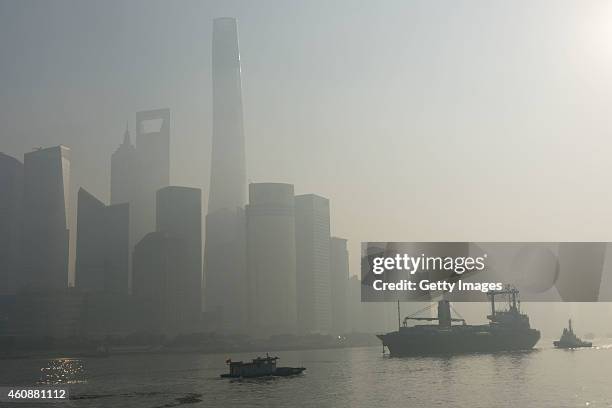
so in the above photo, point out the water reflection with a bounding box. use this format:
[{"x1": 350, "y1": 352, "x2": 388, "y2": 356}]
[{"x1": 39, "y1": 358, "x2": 86, "y2": 384}]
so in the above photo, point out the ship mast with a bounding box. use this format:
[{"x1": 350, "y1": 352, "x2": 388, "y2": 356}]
[{"x1": 397, "y1": 301, "x2": 401, "y2": 330}]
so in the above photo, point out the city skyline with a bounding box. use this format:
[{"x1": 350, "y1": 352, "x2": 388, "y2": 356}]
[
  {"x1": 3, "y1": 3, "x2": 612, "y2": 407},
  {"x1": 2, "y1": 2, "x2": 612, "y2": 337},
  {"x1": 0, "y1": 15, "x2": 360, "y2": 339},
  {"x1": 6, "y1": 1, "x2": 612, "y2": 283}
]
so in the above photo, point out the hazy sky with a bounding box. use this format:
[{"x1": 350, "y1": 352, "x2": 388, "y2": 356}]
[{"x1": 2, "y1": 0, "x2": 612, "y2": 279}]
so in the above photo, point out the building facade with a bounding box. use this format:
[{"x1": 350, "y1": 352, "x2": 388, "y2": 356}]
[
  {"x1": 330, "y1": 237, "x2": 349, "y2": 335},
  {"x1": 22, "y1": 146, "x2": 71, "y2": 290},
  {"x1": 0, "y1": 153, "x2": 23, "y2": 295},
  {"x1": 110, "y1": 126, "x2": 137, "y2": 206},
  {"x1": 133, "y1": 108, "x2": 171, "y2": 247},
  {"x1": 156, "y1": 186, "x2": 202, "y2": 332},
  {"x1": 204, "y1": 17, "x2": 248, "y2": 334},
  {"x1": 75, "y1": 188, "x2": 129, "y2": 294},
  {"x1": 132, "y1": 232, "x2": 184, "y2": 335},
  {"x1": 295, "y1": 194, "x2": 332, "y2": 334},
  {"x1": 246, "y1": 183, "x2": 298, "y2": 336}
]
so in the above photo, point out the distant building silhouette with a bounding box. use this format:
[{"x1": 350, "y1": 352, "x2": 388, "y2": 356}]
[
  {"x1": 295, "y1": 194, "x2": 332, "y2": 334},
  {"x1": 133, "y1": 232, "x2": 186, "y2": 335},
  {"x1": 75, "y1": 188, "x2": 129, "y2": 294},
  {"x1": 133, "y1": 108, "x2": 171, "y2": 247},
  {"x1": 156, "y1": 186, "x2": 203, "y2": 331},
  {"x1": 246, "y1": 183, "x2": 298, "y2": 336},
  {"x1": 21, "y1": 146, "x2": 70, "y2": 290},
  {"x1": 203, "y1": 208, "x2": 247, "y2": 333},
  {"x1": 348, "y1": 275, "x2": 362, "y2": 332},
  {"x1": 110, "y1": 113, "x2": 169, "y2": 292},
  {"x1": 132, "y1": 186, "x2": 202, "y2": 335},
  {"x1": 0, "y1": 153, "x2": 23, "y2": 295},
  {"x1": 9, "y1": 288, "x2": 84, "y2": 338},
  {"x1": 208, "y1": 17, "x2": 246, "y2": 212},
  {"x1": 345, "y1": 274, "x2": 387, "y2": 333},
  {"x1": 330, "y1": 237, "x2": 349, "y2": 335},
  {"x1": 110, "y1": 124, "x2": 137, "y2": 206},
  {"x1": 204, "y1": 17, "x2": 248, "y2": 334}
]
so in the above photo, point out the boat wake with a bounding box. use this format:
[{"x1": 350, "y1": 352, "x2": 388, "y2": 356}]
[{"x1": 69, "y1": 391, "x2": 203, "y2": 407}]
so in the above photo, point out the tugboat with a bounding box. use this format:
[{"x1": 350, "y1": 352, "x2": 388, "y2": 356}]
[
  {"x1": 220, "y1": 354, "x2": 306, "y2": 378},
  {"x1": 377, "y1": 286, "x2": 541, "y2": 356},
  {"x1": 553, "y1": 319, "x2": 592, "y2": 349}
]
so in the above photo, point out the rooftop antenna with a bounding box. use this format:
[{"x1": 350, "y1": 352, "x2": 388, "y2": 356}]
[{"x1": 123, "y1": 120, "x2": 131, "y2": 145}]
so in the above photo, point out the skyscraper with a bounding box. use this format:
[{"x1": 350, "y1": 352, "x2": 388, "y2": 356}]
[
  {"x1": 75, "y1": 188, "x2": 129, "y2": 294},
  {"x1": 246, "y1": 183, "x2": 297, "y2": 336},
  {"x1": 110, "y1": 125, "x2": 137, "y2": 294},
  {"x1": 330, "y1": 237, "x2": 349, "y2": 335},
  {"x1": 75, "y1": 189, "x2": 130, "y2": 337},
  {"x1": 156, "y1": 186, "x2": 203, "y2": 331},
  {"x1": 75, "y1": 189, "x2": 105, "y2": 291},
  {"x1": 295, "y1": 194, "x2": 332, "y2": 334},
  {"x1": 348, "y1": 275, "x2": 363, "y2": 333},
  {"x1": 110, "y1": 114, "x2": 169, "y2": 292},
  {"x1": 110, "y1": 125, "x2": 137, "y2": 206},
  {"x1": 22, "y1": 146, "x2": 71, "y2": 290},
  {"x1": 132, "y1": 231, "x2": 182, "y2": 335},
  {"x1": 0, "y1": 153, "x2": 23, "y2": 295},
  {"x1": 203, "y1": 208, "x2": 247, "y2": 333},
  {"x1": 204, "y1": 17, "x2": 248, "y2": 333},
  {"x1": 133, "y1": 108, "x2": 171, "y2": 246},
  {"x1": 209, "y1": 17, "x2": 246, "y2": 212}
]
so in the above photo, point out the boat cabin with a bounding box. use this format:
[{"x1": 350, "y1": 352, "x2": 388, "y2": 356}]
[{"x1": 227, "y1": 354, "x2": 279, "y2": 378}]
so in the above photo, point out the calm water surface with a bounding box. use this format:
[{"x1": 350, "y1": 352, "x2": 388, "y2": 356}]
[{"x1": 1, "y1": 342, "x2": 611, "y2": 408}]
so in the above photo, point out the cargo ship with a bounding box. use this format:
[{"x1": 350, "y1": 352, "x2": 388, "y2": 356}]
[
  {"x1": 377, "y1": 287, "x2": 540, "y2": 356},
  {"x1": 553, "y1": 319, "x2": 592, "y2": 349}
]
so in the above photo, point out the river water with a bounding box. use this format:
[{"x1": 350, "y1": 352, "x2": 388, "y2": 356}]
[{"x1": 1, "y1": 342, "x2": 611, "y2": 407}]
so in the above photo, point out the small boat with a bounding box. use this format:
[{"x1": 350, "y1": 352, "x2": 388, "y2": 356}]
[
  {"x1": 553, "y1": 319, "x2": 592, "y2": 349},
  {"x1": 220, "y1": 353, "x2": 305, "y2": 378}
]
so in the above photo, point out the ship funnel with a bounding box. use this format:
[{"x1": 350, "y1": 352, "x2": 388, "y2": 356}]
[{"x1": 438, "y1": 300, "x2": 452, "y2": 328}]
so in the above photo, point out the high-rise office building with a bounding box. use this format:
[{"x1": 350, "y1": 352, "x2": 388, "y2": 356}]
[
  {"x1": 75, "y1": 188, "x2": 129, "y2": 294},
  {"x1": 156, "y1": 186, "x2": 202, "y2": 331},
  {"x1": 208, "y1": 17, "x2": 246, "y2": 212},
  {"x1": 132, "y1": 231, "x2": 185, "y2": 335},
  {"x1": 203, "y1": 208, "x2": 247, "y2": 333},
  {"x1": 0, "y1": 153, "x2": 23, "y2": 295},
  {"x1": 133, "y1": 108, "x2": 170, "y2": 246},
  {"x1": 110, "y1": 125, "x2": 137, "y2": 294},
  {"x1": 110, "y1": 114, "x2": 169, "y2": 292},
  {"x1": 22, "y1": 146, "x2": 71, "y2": 290},
  {"x1": 204, "y1": 17, "x2": 248, "y2": 333},
  {"x1": 246, "y1": 183, "x2": 298, "y2": 336},
  {"x1": 330, "y1": 237, "x2": 349, "y2": 335},
  {"x1": 110, "y1": 125, "x2": 137, "y2": 206},
  {"x1": 132, "y1": 186, "x2": 203, "y2": 335},
  {"x1": 347, "y1": 275, "x2": 363, "y2": 333},
  {"x1": 295, "y1": 194, "x2": 332, "y2": 334}
]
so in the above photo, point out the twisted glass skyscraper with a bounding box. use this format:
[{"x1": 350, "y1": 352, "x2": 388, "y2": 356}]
[{"x1": 204, "y1": 18, "x2": 248, "y2": 333}]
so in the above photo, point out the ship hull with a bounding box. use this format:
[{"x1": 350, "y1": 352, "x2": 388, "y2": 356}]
[
  {"x1": 378, "y1": 326, "x2": 541, "y2": 356},
  {"x1": 553, "y1": 341, "x2": 592, "y2": 349},
  {"x1": 221, "y1": 367, "x2": 306, "y2": 378}
]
